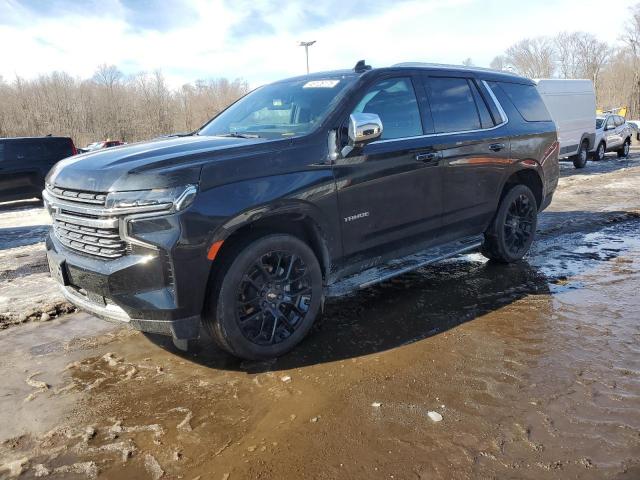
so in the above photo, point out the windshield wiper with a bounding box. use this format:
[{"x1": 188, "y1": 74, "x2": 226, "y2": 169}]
[{"x1": 216, "y1": 132, "x2": 261, "y2": 139}]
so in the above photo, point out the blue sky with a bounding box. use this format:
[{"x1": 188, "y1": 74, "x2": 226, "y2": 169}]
[{"x1": 0, "y1": 0, "x2": 636, "y2": 87}]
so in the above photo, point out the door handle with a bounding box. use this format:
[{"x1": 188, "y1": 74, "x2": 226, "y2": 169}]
[
  {"x1": 489, "y1": 143, "x2": 506, "y2": 152},
  {"x1": 415, "y1": 152, "x2": 439, "y2": 164}
]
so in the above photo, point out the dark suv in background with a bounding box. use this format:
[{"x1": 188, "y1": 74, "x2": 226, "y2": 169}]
[
  {"x1": 0, "y1": 136, "x2": 76, "y2": 203},
  {"x1": 44, "y1": 62, "x2": 559, "y2": 360}
]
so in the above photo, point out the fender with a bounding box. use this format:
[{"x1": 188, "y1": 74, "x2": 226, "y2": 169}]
[
  {"x1": 579, "y1": 132, "x2": 596, "y2": 152},
  {"x1": 194, "y1": 170, "x2": 343, "y2": 268}
]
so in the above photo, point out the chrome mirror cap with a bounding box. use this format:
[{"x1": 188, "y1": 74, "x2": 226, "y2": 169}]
[{"x1": 349, "y1": 113, "x2": 383, "y2": 145}]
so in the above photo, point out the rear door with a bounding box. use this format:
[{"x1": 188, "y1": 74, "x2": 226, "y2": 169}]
[
  {"x1": 605, "y1": 116, "x2": 620, "y2": 148},
  {"x1": 333, "y1": 74, "x2": 443, "y2": 257},
  {"x1": 615, "y1": 116, "x2": 628, "y2": 144},
  {"x1": 422, "y1": 74, "x2": 511, "y2": 240}
]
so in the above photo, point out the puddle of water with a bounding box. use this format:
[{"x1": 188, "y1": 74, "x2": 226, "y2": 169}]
[{"x1": 1, "y1": 218, "x2": 639, "y2": 479}]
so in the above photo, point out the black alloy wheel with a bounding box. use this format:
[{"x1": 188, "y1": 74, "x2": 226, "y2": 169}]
[
  {"x1": 503, "y1": 192, "x2": 536, "y2": 258},
  {"x1": 481, "y1": 184, "x2": 538, "y2": 263},
  {"x1": 236, "y1": 251, "x2": 312, "y2": 346},
  {"x1": 205, "y1": 234, "x2": 323, "y2": 360}
]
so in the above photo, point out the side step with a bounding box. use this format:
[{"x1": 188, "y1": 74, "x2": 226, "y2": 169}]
[{"x1": 326, "y1": 235, "x2": 484, "y2": 298}]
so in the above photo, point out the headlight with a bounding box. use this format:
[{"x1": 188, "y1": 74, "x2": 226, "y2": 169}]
[{"x1": 105, "y1": 185, "x2": 198, "y2": 213}]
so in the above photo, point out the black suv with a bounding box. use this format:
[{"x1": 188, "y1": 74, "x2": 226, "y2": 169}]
[
  {"x1": 0, "y1": 136, "x2": 77, "y2": 203},
  {"x1": 44, "y1": 62, "x2": 559, "y2": 360}
]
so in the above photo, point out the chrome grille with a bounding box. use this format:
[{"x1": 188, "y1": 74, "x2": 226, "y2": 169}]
[
  {"x1": 48, "y1": 185, "x2": 107, "y2": 205},
  {"x1": 46, "y1": 186, "x2": 127, "y2": 259},
  {"x1": 53, "y1": 219, "x2": 126, "y2": 258}
]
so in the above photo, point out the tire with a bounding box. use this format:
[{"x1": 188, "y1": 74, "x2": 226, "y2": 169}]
[
  {"x1": 617, "y1": 139, "x2": 630, "y2": 158},
  {"x1": 572, "y1": 141, "x2": 588, "y2": 168},
  {"x1": 481, "y1": 184, "x2": 538, "y2": 263},
  {"x1": 204, "y1": 234, "x2": 323, "y2": 360},
  {"x1": 593, "y1": 141, "x2": 606, "y2": 161}
]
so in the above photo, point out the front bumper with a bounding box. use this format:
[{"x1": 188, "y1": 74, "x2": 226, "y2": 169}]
[
  {"x1": 46, "y1": 222, "x2": 207, "y2": 340},
  {"x1": 57, "y1": 279, "x2": 200, "y2": 339}
]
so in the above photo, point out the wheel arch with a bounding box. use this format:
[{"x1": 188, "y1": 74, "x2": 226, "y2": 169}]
[
  {"x1": 579, "y1": 132, "x2": 593, "y2": 151},
  {"x1": 207, "y1": 202, "x2": 335, "y2": 285},
  {"x1": 500, "y1": 166, "x2": 544, "y2": 210}
]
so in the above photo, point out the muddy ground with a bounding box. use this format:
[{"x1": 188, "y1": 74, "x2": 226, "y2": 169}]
[{"x1": 1, "y1": 154, "x2": 640, "y2": 479}]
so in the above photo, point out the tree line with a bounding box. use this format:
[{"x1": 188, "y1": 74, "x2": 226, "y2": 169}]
[
  {"x1": 489, "y1": 4, "x2": 640, "y2": 117},
  {"x1": 0, "y1": 64, "x2": 249, "y2": 147},
  {"x1": 3, "y1": 4, "x2": 640, "y2": 145}
]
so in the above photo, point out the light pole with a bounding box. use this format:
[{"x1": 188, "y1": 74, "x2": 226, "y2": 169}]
[{"x1": 299, "y1": 41, "x2": 316, "y2": 74}]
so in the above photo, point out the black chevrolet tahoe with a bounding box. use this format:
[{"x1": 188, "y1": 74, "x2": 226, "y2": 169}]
[{"x1": 44, "y1": 62, "x2": 559, "y2": 360}]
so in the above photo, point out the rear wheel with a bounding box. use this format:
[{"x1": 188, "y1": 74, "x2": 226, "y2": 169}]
[
  {"x1": 204, "y1": 234, "x2": 323, "y2": 360},
  {"x1": 617, "y1": 139, "x2": 630, "y2": 158},
  {"x1": 572, "y1": 141, "x2": 589, "y2": 168},
  {"x1": 481, "y1": 184, "x2": 538, "y2": 263},
  {"x1": 594, "y1": 141, "x2": 606, "y2": 161}
]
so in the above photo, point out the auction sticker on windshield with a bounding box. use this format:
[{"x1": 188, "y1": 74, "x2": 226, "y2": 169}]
[{"x1": 303, "y1": 80, "x2": 340, "y2": 88}]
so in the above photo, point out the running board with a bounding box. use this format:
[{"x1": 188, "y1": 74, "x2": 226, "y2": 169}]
[{"x1": 326, "y1": 235, "x2": 484, "y2": 297}]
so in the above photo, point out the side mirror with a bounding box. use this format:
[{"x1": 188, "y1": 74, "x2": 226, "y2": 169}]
[{"x1": 348, "y1": 113, "x2": 383, "y2": 146}]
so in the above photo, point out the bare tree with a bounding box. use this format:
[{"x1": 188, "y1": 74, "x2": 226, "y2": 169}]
[
  {"x1": 504, "y1": 37, "x2": 556, "y2": 78},
  {"x1": 622, "y1": 3, "x2": 640, "y2": 117},
  {"x1": 555, "y1": 32, "x2": 581, "y2": 78},
  {"x1": 490, "y1": 55, "x2": 507, "y2": 71},
  {"x1": 555, "y1": 32, "x2": 610, "y2": 83},
  {"x1": 92, "y1": 64, "x2": 123, "y2": 90},
  {"x1": 0, "y1": 67, "x2": 249, "y2": 146},
  {"x1": 462, "y1": 58, "x2": 474, "y2": 67}
]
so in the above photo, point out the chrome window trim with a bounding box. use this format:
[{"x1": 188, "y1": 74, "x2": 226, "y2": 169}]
[
  {"x1": 482, "y1": 80, "x2": 508, "y2": 124},
  {"x1": 368, "y1": 80, "x2": 509, "y2": 145}
]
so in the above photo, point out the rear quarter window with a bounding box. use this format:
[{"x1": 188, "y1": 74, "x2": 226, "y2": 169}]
[
  {"x1": 498, "y1": 82, "x2": 552, "y2": 122},
  {"x1": 48, "y1": 138, "x2": 73, "y2": 159}
]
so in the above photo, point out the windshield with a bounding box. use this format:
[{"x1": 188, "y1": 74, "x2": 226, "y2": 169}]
[
  {"x1": 596, "y1": 118, "x2": 605, "y2": 129},
  {"x1": 198, "y1": 76, "x2": 356, "y2": 139}
]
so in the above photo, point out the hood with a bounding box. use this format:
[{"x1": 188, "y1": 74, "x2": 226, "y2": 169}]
[{"x1": 47, "y1": 135, "x2": 267, "y2": 192}]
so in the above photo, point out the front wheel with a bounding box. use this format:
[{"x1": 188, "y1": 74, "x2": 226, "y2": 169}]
[
  {"x1": 572, "y1": 141, "x2": 588, "y2": 168},
  {"x1": 481, "y1": 184, "x2": 538, "y2": 263},
  {"x1": 205, "y1": 234, "x2": 323, "y2": 360},
  {"x1": 617, "y1": 139, "x2": 630, "y2": 158}
]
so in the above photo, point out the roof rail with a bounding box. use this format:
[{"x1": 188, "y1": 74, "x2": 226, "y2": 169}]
[{"x1": 392, "y1": 62, "x2": 504, "y2": 72}]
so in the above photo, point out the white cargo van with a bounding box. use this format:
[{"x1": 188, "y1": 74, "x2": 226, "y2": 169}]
[{"x1": 535, "y1": 79, "x2": 596, "y2": 168}]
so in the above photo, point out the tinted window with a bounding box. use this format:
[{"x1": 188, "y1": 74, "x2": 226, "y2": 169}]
[
  {"x1": 479, "y1": 82, "x2": 504, "y2": 124},
  {"x1": 426, "y1": 77, "x2": 481, "y2": 133},
  {"x1": 48, "y1": 138, "x2": 73, "y2": 159},
  {"x1": 606, "y1": 117, "x2": 615, "y2": 129},
  {"x1": 469, "y1": 81, "x2": 495, "y2": 128},
  {"x1": 596, "y1": 118, "x2": 604, "y2": 129},
  {"x1": 0, "y1": 143, "x2": 4, "y2": 162},
  {"x1": 615, "y1": 116, "x2": 624, "y2": 127},
  {"x1": 499, "y1": 82, "x2": 552, "y2": 122},
  {"x1": 353, "y1": 77, "x2": 423, "y2": 140},
  {"x1": 17, "y1": 142, "x2": 47, "y2": 162}
]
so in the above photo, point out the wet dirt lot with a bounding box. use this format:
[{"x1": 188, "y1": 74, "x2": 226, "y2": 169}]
[{"x1": 1, "y1": 155, "x2": 640, "y2": 479}]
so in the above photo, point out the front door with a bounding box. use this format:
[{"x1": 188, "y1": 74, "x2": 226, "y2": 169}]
[{"x1": 333, "y1": 75, "x2": 443, "y2": 258}]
